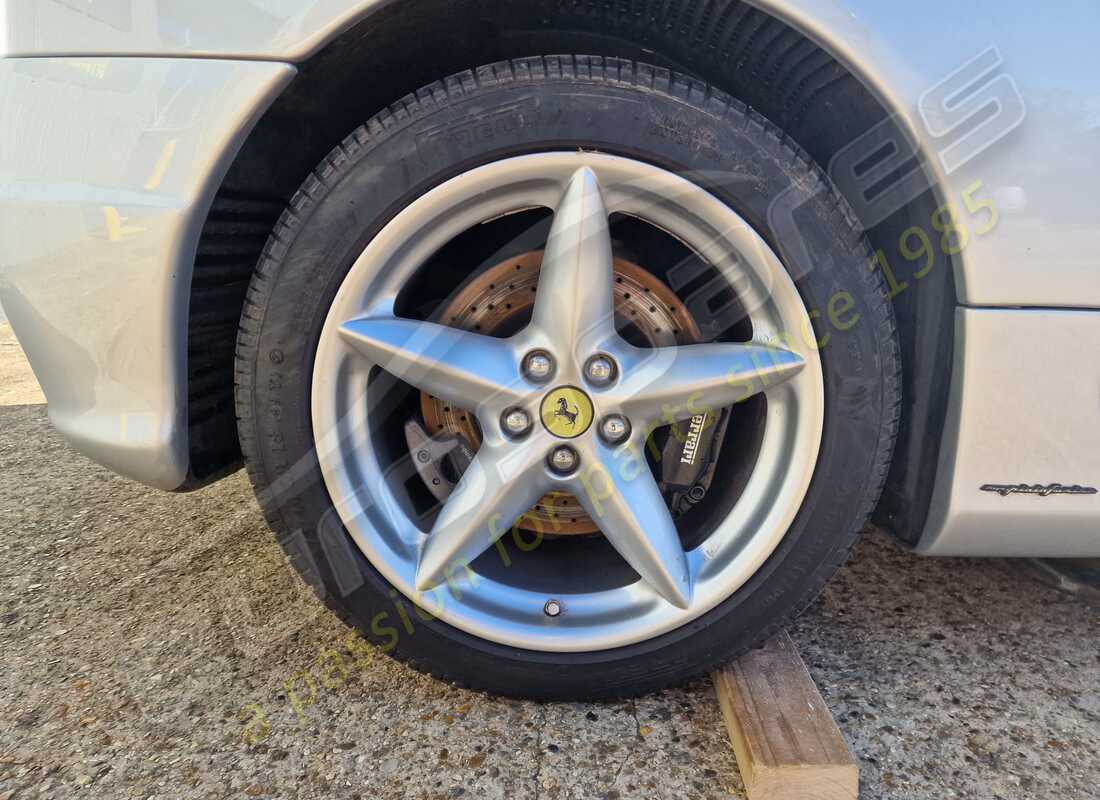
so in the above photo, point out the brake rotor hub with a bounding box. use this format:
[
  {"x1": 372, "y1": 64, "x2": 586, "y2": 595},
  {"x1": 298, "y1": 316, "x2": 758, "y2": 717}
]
[{"x1": 421, "y1": 249, "x2": 703, "y2": 534}]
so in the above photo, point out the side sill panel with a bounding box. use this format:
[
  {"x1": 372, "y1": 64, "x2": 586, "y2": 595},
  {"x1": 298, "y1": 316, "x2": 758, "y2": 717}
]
[{"x1": 919, "y1": 307, "x2": 1100, "y2": 556}]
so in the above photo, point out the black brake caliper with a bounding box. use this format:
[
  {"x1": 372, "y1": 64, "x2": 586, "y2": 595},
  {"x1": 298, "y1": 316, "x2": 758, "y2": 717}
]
[{"x1": 660, "y1": 407, "x2": 732, "y2": 518}]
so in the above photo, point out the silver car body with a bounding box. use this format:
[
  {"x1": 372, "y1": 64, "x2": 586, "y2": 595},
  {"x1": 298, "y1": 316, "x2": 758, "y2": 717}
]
[{"x1": 1, "y1": 0, "x2": 1097, "y2": 555}]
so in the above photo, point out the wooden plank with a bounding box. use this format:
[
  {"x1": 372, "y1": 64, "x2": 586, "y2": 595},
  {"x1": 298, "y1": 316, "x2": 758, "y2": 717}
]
[
  {"x1": 0, "y1": 323, "x2": 46, "y2": 407},
  {"x1": 712, "y1": 631, "x2": 858, "y2": 800}
]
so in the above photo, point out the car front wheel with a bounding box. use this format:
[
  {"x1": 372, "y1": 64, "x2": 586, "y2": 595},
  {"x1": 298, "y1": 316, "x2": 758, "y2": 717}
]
[{"x1": 235, "y1": 56, "x2": 900, "y2": 699}]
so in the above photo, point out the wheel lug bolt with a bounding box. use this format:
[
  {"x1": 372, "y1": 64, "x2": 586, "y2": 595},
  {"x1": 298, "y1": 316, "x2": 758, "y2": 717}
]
[
  {"x1": 502, "y1": 407, "x2": 533, "y2": 437},
  {"x1": 599, "y1": 414, "x2": 631, "y2": 444},
  {"x1": 544, "y1": 599, "x2": 563, "y2": 617},
  {"x1": 547, "y1": 445, "x2": 580, "y2": 475},
  {"x1": 584, "y1": 354, "x2": 617, "y2": 386},
  {"x1": 523, "y1": 351, "x2": 554, "y2": 383}
]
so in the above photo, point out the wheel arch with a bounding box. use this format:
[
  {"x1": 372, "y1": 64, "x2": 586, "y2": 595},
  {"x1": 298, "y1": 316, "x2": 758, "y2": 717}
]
[{"x1": 186, "y1": 0, "x2": 956, "y2": 544}]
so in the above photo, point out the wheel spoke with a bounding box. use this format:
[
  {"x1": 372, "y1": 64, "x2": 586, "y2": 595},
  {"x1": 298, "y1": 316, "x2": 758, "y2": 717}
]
[
  {"x1": 339, "y1": 314, "x2": 523, "y2": 410},
  {"x1": 612, "y1": 341, "x2": 806, "y2": 427},
  {"x1": 531, "y1": 167, "x2": 616, "y2": 351},
  {"x1": 415, "y1": 444, "x2": 548, "y2": 592},
  {"x1": 574, "y1": 445, "x2": 692, "y2": 609}
]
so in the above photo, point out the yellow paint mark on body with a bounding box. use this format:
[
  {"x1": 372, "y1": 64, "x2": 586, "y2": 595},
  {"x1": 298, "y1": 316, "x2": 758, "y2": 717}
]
[
  {"x1": 101, "y1": 206, "x2": 144, "y2": 241},
  {"x1": 144, "y1": 138, "x2": 178, "y2": 190}
]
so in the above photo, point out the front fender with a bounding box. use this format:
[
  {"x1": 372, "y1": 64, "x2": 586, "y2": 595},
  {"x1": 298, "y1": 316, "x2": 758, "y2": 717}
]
[{"x1": 0, "y1": 57, "x2": 294, "y2": 488}]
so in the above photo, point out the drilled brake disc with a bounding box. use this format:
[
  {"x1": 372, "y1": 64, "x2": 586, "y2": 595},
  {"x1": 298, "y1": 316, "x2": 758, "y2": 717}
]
[{"x1": 421, "y1": 249, "x2": 703, "y2": 534}]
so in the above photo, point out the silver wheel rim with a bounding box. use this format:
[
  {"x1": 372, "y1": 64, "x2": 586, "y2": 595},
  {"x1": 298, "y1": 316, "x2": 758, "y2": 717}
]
[{"x1": 311, "y1": 152, "x2": 824, "y2": 652}]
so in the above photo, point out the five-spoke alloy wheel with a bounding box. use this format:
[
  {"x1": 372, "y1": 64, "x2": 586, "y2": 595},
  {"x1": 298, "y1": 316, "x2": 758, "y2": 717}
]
[{"x1": 312, "y1": 155, "x2": 824, "y2": 650}]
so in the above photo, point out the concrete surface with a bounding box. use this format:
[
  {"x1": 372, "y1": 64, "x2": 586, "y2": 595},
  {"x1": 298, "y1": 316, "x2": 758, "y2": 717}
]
[{"x1": 0, "y1": 341, "x2": 1097, "y2": 799}]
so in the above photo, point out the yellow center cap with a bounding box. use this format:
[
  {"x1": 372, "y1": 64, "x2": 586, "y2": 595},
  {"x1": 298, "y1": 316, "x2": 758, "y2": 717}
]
[{"x1": 540, "y1": 386, "x2": 594, "y2": 439}]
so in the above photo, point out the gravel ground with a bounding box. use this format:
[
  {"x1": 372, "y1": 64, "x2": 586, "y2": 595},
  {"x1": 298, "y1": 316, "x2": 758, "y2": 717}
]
[{"x1": 0, "y1": 338, "x2": 1097, "y2": 799}]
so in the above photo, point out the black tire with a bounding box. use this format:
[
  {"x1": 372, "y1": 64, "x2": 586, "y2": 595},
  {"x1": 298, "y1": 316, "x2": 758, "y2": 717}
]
[{"x1": 235, "y1": 56, "x2": 900, "y2": 700}]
